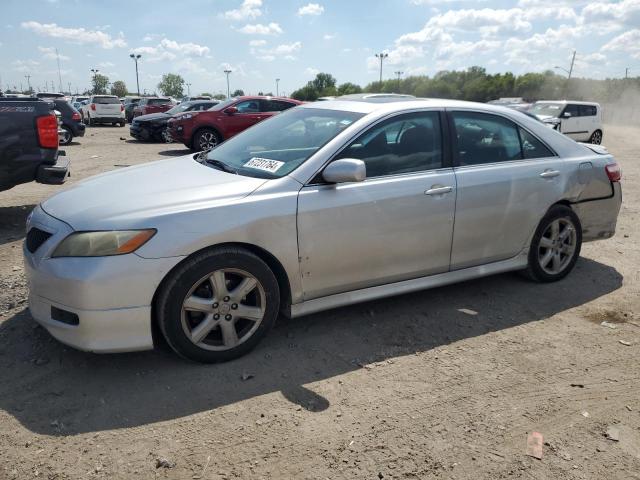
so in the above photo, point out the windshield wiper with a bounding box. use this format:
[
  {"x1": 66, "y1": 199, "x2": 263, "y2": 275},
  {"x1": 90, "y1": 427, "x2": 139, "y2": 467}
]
[{"x1": 203, "y1": 158, "x2": 238, "y2": 174}]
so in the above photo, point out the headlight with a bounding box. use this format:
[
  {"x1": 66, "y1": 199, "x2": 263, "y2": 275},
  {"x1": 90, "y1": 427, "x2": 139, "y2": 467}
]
[{"x1": 52, "y1": 229, "x2": 156, "y2": 258}]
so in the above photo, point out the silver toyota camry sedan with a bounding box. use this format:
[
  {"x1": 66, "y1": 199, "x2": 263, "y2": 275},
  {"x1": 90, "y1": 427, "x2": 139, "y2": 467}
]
[{"x1": 24, "y1": 98, "x2": 622, "y2": 362}]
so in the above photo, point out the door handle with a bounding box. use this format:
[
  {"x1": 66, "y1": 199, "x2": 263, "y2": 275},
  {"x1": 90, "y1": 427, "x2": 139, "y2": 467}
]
[
  {"x1": 539, "y1": 170, "x2": 560, "y2": 179},
  {"x1": 425, "y1": 185, "x2": 453, "y2": 196}
]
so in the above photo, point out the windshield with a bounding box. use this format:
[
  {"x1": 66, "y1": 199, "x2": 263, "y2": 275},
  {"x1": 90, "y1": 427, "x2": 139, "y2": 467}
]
[
  {"x1": 204, "y1": 107, "x2": 365, "y2": 179},
  {"x1": 529, "y1": 103, "x2": 563, "y2": 117},
  {"x1": 166, "y1": 102, "x2": 196, "y2": 115}
]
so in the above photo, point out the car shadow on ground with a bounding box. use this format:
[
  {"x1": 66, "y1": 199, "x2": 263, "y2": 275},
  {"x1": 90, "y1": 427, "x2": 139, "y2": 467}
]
[
  {"x1": 0, "y1": 257, "x2": 622, "y2": 436},
  {"x1": 157, "y1": 148, "x2": 192, "y2": 157},
  {"x1": 0, "y1": 205, "x2": 35, "y2": 246}
]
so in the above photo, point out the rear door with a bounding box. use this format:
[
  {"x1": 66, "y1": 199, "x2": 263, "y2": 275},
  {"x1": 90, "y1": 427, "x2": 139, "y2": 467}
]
[
  {"x1": 448, "y1": 110, "x2": 566, "y2": 269},
  {"x1": 579, "y1": 104, "x2": 598, "y2": 140}
]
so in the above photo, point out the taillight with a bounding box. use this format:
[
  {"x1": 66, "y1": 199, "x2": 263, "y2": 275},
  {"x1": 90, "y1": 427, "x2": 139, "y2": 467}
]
[
  {"x1": 605, "y1": 163, "x2": 621, "y2": 182},
  {"x1": 121, "y1": 104, "x2": 125, "y2": 111},
  {"x1": 36, "y1": 114, "x2": 58, "y2": 149},
  {"x1": 90, "y1": 103, "x2": 96, "y2": 111},
  {"x1": 71, "y1": 112, "x2": 81, "y2": 121}
]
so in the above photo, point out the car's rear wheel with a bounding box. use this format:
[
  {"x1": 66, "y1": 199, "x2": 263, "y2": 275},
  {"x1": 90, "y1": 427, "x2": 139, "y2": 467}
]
[
  {"x1": 524, "y1": 205, "x2": 582, "y2": 282},
  {"x1": 157, "y1": 247, "x2": 280, "y2": 363},
  {"x1": 590, "y1": 130, "x2": 603, "y2": 144},
  {"x1": 59, "y1": 126, "x2": 73, "y2": 145},
  {"x1": 161, "y1": 128, "x2": 173, "y2": 143},
  {"x1": 193, "y1": 128, "x2": 221, "y2": 152}
]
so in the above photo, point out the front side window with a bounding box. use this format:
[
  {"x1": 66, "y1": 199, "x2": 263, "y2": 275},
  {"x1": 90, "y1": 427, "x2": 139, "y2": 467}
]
[
  {"x1": 563, "y1": 104, "x2": 579, "y2": 117},
  {"x1": 452, "y1": 111, "x2": 522, "y2": 165},
  {"x1": 519, "y1": 128, "x2": 554, "y2": 159},
  {"x1": 235, "y1": 100, "x2": 260, "y2": 113},
  {"x1": 336, "y1": 111, "x2": 443, "y2": 177},
  {"x1": 204, "y1": 108, "x2": 364, "y2": 178}
]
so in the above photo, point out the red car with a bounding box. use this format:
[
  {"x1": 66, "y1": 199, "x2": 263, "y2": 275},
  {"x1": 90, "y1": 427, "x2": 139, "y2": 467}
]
[
  {"x1": 132, "y1": 97, "x2": 174, "y2": 119},
  {"x1": 168, "y1": 96, "x2": 303, "y2": 151}
]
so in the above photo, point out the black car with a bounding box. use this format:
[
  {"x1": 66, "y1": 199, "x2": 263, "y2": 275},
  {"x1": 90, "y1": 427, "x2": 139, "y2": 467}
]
[
  {"x1": 123, "y1": 97, "x2": 141, "y2": 123},
  {"x1": 52, "y1": 98, "x2": 86, "y2": 146},
  {"x1": 129, "y1": 100, "x2": 218, "y2": 142}
]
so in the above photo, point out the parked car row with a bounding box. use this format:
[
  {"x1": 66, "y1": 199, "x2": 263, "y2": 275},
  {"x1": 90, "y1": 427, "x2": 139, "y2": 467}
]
[{"x1": 130, "y1": 100, "x2": 218, "y2": 142}]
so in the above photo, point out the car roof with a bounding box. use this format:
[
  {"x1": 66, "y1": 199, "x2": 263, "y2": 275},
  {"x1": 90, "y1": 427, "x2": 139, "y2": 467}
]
[
  {"x1": 234, "y1": 95, "x2": 302, "y2": 103},
  {"x1": 534, "y1": 100, "x2": 600, "y2": 106}
]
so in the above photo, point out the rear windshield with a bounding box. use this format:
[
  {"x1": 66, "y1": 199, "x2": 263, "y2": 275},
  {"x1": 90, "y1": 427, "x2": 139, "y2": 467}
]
[
  {"x1": 149, "y1": 98, "x2": 172, "y2": 105},
  {"x1": 93, "y1": 96, "x2": 120, "y2": 104}
]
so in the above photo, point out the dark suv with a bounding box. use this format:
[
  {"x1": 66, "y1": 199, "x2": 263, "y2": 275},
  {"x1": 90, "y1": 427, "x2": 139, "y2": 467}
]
[
  {"x1": 123, "y1": 97, "x2": 141, "y2": 123},
  {"x1": 167, "y1": 96, "x2": 302, "y2": 151},
  {"x1": 52, "y1": 99, "x2": 85, "y2": 145}
]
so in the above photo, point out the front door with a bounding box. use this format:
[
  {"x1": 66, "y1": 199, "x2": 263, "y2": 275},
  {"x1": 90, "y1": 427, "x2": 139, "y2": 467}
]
[
  {"x1": 448, "y1": 110, "x2": 566, "y2": 269},
  {"x1": 559, "y1": 104, "x2": 583, "y2": 140},
  {"x1": 297, "y1": 110, "x2": 456, "y2": 300},
  {"x1": 225, "y1": 99, "x2": 267, "y2": 137}
]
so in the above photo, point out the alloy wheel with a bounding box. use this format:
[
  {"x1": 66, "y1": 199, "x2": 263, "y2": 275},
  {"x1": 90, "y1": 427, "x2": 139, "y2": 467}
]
[
  {"x1": 537, "y1": 218, "x2": 577, "y2": 275},
  {"x1": 161, "y1": 128, "x2": 173, "y2": 143},
  {"x1": 590, "y1": 131, "x2": 602, "y2": 144},
  {"x1": 181, "y1": 268, "x2": 266, "y2": 351},
  {"x1": 199, "y1": 131, "x2": 218, "y2": 150},
  {"x1": 60, "y1": 128, "x2": 72, "y2": 145}
]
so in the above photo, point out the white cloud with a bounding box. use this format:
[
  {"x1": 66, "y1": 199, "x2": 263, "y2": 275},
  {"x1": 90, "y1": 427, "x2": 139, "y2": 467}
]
[
  {"x1": 21, "y1": 21, "x2": 126, "y2": 48},
  {"x1": 222, "y1": 0, "x2": 262, "y2": 21},
  {"x1": 159, "y1": 38, "x2": 209, "y2": 56},
  {"x1": 249, "y1": 39, "x2": 267, "y2": 47},
  {"x1": 98, "y1": 61, "x2": 115, "y2": 68},
  {"x1": 37, "y1": 46, "x2": 70, "y2": 61},
  {"x1": 131, "y1": 38, "x2": 209, "y2": 62},
  {"x1": 581, "y1": 0, "x2": 640, "y2": 28},
  {"x1": 601, "y1": 29, "x2": 640, "y2": 59},
  {"x1": 251, "y1": 41, "x2": 302, "y2": 61},
  {"x1": 305, "y1": 67, "x2": 319, "y2": 76},
  {"x1": 323, "y1": 34, "x2": 335, "y2": 40},
  {"x1": 12, "y1": 59, "x2": 40, "y2": 72},
  {"x1": 298, "y1": 3, "x2": 324, "y2": 16},
  {"x1": 238, "y1": 22, "x2": 283, "y2": 35}
]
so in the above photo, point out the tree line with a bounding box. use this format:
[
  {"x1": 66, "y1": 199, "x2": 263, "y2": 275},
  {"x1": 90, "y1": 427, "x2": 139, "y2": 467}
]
[{"x1": 290, "y1": 67, "x2": 640, "y2": 105}]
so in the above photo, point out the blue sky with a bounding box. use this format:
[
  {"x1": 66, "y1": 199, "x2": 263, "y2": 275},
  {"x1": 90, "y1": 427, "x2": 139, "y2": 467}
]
[{"x1": 1, "y1": 0, "x2": 639, "y2": 95}]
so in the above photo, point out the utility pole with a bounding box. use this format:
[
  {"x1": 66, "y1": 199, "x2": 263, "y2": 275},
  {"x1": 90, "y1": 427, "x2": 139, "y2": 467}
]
[
  {"x1": 394, "y1": 71, "x2": 403, "y2": 92},
  {"x1": 56, "y1": 48, "x2": 63, "y2": 92},
  {"x1": 186, "y1": 82, "x2": 191, "y2": 96},
  {"x1": 625, "y1": 67, "x2": 629, "y2": 79},
  {"x1": 24, "y1": 75, "x2": 31, "y2": 93},
  {"x1": 67, "y1": 82, "x2": 71, "y2": 95},
  {"x1": 129, "y1": 54, "x2": 141, "y2": 96},
  {"x1": 224, "y1": 69, "x2": 232, "y2": 98},
  {"x1": 567, "y1": 50, "x2": 576, "y2": 80},
  {"x1": 276, "y1": 78, "x2": 280, "y2": 96},
  {"x1": 90, "y1": 68, "x2": 99, "y2": 94},
  {"x1": 375, "y1": 52, "x2": 388, "y2": 85}
]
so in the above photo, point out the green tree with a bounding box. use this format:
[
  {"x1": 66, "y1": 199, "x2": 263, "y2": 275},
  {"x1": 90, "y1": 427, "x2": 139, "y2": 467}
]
[
  {"x1": 232, "y1": 89, "x2": 245, "y2": 96},
  {"x1": 157, "y1": 73, "x2": 185, "y2": 98},
  {"x1": 110, "y1": 80, "x2": 127, "y2": 97},
  {"x1": 337, "y1": 82, "x2": 362, "y2": 96},
  {"x1": 213, "y1": 93, "x2": 227, "y2": 100},
  {"x1": 200, "y1": 92, "x2": 213, "y2": 97},
  {"x1": 92, "y1": 74, "x2": 109, "y2": 95}
]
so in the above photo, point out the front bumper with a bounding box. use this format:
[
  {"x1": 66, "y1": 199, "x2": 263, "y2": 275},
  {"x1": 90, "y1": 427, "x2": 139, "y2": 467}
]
[{"x1": 23, "y1": 206, "x2": 184, "y2": 353}]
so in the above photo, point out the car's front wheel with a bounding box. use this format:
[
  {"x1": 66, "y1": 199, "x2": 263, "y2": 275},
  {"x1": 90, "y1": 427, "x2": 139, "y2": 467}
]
[
  {"x1": 193, "y1": 128, "x2": 221, "y2": 152},
  {"x1": 157, "y1": 247, "x2": 280, "y2": 363},
  {"x1": 525, "y1": 204, "x2": 582, "y2": 282}
]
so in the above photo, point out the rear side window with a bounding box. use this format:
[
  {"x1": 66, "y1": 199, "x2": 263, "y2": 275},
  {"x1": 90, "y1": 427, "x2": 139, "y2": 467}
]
[
  {"x1": 452, "y1": 111, "x2": 522, "y2": 165},
  {"x1": 579, "y1": 105, "x2": 597, "y2": 116},
  {"x1": 93, "y1": 96, "x2": 119, "y2": 104},
  {"x1": 261, "y1": 99, "x2": 297, "y2": 112},
  {"x1": 149, "y1": 99, "x2": 171, "y2": 105},
  {"x1": 519, "y1": 128, "x2": 554, "y2": 159},
  {"x1": 337, "y1": 111, "x2": 443, "y2": 177}
]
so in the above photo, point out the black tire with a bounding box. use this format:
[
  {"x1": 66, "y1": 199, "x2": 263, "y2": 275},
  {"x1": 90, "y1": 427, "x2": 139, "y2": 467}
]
[
  {"x1": 119, "y1": 120, "x2": 126, "y2": 127},
  {"x1": 157, "y1": 247, "x2": 280, "y2": 363},
  {"x1": 87, "y1": 115, "x2": 93, "y2": 127},
  {"x1": 590, "y1": 130, "x2": 603, "y2": 144},
  {"x1": 524, "y1": 205, "x2": 582, "y2": 283},
  {"x1": 59, "y1": 126, "x2": 73, "y2": 145},
  {"x1": 192, "y1": 128, "x2": 221, "y2": 152}
]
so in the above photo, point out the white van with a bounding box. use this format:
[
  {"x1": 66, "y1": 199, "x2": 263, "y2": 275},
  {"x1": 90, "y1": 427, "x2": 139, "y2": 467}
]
[
  {"x1": 529, "y1": 100, "x2": 603, "y2": 144},
  {"x1": 80, "y1": 95, "x2": 126, "y2": 127}
]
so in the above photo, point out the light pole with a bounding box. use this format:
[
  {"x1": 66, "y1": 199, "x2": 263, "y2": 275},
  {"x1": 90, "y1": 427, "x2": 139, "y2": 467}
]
[
  {"x1": 67, "y1": 82, "x2": 71, "y2": 95},
  {"x1": 129, "y1": 54, "x2": 141, "y2": 96},
  {"x1": 24, "y1": 75, "x2": 31, "y2": 93},
  {"x1": 90, "y1": 68, "x2": 99, "y2": 94},
  {"x1": 276, "y1": 78, "x2": 280, "y2": 96},
  {"x1": 224, "y1": 69, "x2": 232, "y2": 98},
  {"x1": 375, "y1": 52, "x2": 388, "y2": 85},
  {"x1": 186, "y1": 82, "x2": 191, "y2": 96},
  {"x1": 394, "y1": 71, "x2": 403, "y2": 92}
]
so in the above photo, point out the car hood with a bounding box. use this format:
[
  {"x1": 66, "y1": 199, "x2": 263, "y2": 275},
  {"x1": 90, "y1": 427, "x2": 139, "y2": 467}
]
[
  {"x1": 41, "y1": 154, "x2": 268, "y2": 230},
  {"x1": 133, "y1": 112, "x2": 169, "y2": 122}
]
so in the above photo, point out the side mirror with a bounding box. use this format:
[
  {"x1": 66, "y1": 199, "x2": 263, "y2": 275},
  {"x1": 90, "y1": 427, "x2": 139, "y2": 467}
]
[
  {"x1": 562, "y1": 111, "x2": 572, "y2": 118},
  {"x1": 322, "y1": 159, "x2": 366, "y2": 184},
  {"x1": 224, "y1": 106, "x2": 238, "y2": 115}
]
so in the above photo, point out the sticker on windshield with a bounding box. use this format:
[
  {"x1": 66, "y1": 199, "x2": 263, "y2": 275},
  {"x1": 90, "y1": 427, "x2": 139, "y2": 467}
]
[{"x1": 244, "y1": 157, "x2": 284, "y2": 173}]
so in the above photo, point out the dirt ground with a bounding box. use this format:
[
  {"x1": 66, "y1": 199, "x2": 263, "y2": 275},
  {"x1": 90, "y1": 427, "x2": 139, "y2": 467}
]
[{"x1": 0, "y1": 124, "x2": 639, "y2": 480}]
